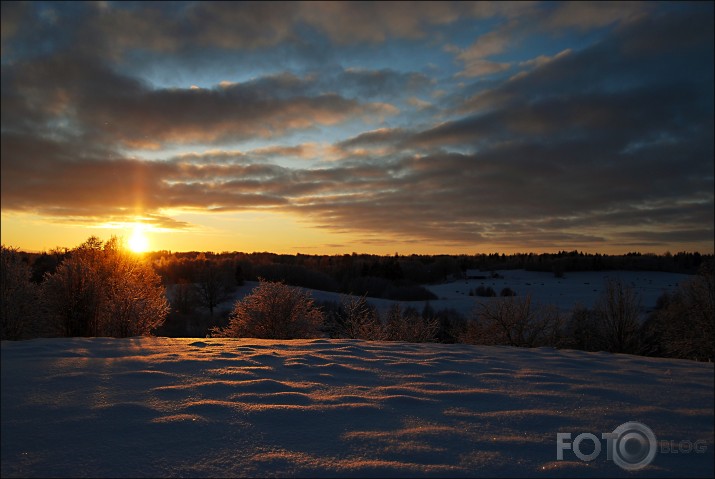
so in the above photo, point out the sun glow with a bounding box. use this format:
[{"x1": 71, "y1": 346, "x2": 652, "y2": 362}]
[{"x1": 128, "y1": 224, "x2": 150, "y2": 253}]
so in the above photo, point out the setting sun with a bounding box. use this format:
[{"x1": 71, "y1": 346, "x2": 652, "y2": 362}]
[{"x1": 128, "y1": 225, "x2": 150, "y2": 253}]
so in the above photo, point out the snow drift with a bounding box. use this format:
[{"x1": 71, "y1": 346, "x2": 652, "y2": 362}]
[{"x1": 2, "y1": 337, "x2": 713, "y2": 477}]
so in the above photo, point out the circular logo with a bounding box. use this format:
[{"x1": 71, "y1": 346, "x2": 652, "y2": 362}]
[{"x1": 611, "y1": 422, "x2": 657, "y2": 471}]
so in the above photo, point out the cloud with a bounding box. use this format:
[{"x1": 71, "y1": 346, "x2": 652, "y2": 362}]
[
  {"x1": 290, "y1": 1, "x2": 466, "y2": 44},
  {"x1": 0, "y1": 133, "x2": 292, "y2": 219},
  {"x1": 1, "y1": 2, "x2": 712, "y2": 252},
  {"x1": 516, "y1": 48, "x2": 572, "y2": 71},
  {"x1": 0, "y1": 1, "x2": 27, "y2": 50},
  {"x1": 450, "y1": 1, "x2": 652, "y2": 79},
  {"x1": 337, "y1": 128, "x2": 412, "y2": 150},
  {"x1": 6, "y1": 121, "x2": 710, "y2": 250},
  {"x1": 545, "y1": 1, "x2": 650, "y2": 30},
  {"x1": 294, "y1": 11, "x2": 713, "y2": 248},
  {"x1": 1, "y1": 55, "x2": 399, "y2": 149},
  {"x1": 0, "y1": 1, "x2": 475, "y2": 63},
  {"x1": 336, "y1": 68, "x2": 433, "y2": 100},
  {"x1": 454, "y1": 25, "x2": 516, "y2": 78}
]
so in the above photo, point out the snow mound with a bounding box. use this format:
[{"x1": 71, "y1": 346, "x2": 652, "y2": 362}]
[{"x1": 2, "y1": 337, "x2": 713, "y2": 477}]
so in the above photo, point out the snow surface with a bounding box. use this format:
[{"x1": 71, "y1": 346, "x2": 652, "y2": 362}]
[
  {"x1": 2, "y1": 337, "x2": 713, "y2": 477},
  {"x1": 219, "y1": 270, "x2": 693, "y2": 318}
]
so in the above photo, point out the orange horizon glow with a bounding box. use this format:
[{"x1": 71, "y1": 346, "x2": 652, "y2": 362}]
[{"x1": 2, "y1": 212, "x2": 712, "y2": 257}]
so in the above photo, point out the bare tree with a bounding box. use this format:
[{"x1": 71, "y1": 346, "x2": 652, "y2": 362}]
[
  {"x1": 212, "y1": 280, "x2": 323, "y2": 339},
  {"x1": 172, "y1": 278, "x2": 197, "y2": 315},
  {"x1": 194, "y1": 259, "x2": 231, "y2": 316},
  {"x1": 1, "y1": 246, "x2": 39, "y2": 339},
  {"x1": 464, "y1": 295, "x2": 562, "y2": 347},
  {"x1": 593, "y1": 278, "x2": 641, "y2": 354}
]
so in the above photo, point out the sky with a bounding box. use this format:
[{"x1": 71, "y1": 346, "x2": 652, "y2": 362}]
[{"x1": 1, "y1": 1, "x2": 713, "y2": 255}]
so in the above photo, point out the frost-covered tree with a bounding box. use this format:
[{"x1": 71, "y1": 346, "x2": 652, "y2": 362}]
[
  {"x1": 1, "y1": 245, "x2": 39, "y2": 339},
  {"x1": 332, "y1": 294, "x2": 383, "y2": 340},
  {"x1": 42, "y1": 236, "x2": 169, "y2": 337},
  {"x1": 212, "y1": 280, "x2": 323, "y2": 339}
]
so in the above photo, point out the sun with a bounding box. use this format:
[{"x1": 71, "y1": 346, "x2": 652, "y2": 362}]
[{"x1": 128, "y1": 224, "x2": 150, "y2": 253}]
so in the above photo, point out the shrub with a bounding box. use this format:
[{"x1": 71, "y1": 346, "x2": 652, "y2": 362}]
[
  {"x1": 644, "y1": 261, "x2": 714, "y2": 361},
  {"x1": 474, "y1": 285, "x2": 497, "y2": 297},
  {"x1": 434, "y1": 307, "x2": 466, "y2": 343},
  {"x1": 384, "y1": 303, "x2": 438, "y2": 343},
  {"x1": 330, "y1": 294, "x2": 383, "y2": 340},
  {"x1": 212, "y1": 280, "x2": 323, "y2": 339}
]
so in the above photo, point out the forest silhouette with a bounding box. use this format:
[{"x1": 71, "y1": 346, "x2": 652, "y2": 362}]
[{"x1": 1, "y1": 238, "x2": 712, "y2": 361}]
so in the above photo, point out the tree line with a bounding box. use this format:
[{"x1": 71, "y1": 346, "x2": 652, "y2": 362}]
[{"x1": 2, "y1": 239, "x2": 712, "y2": 361}]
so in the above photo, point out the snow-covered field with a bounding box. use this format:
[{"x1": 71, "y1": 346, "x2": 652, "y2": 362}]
[
  {"x1": 2, "y1": 337, "x2": 712, "y2": 477},
  {"x1": 425, "y1": 269, "x2": 692, "y2": 315},
  {"x1": 220, "y1": 270, "x2": 693, "y2": 318}
]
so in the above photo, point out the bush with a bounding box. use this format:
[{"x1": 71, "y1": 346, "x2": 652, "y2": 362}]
[
  {"x1": 644, "y1": 262, "x2": 714, "y2": 361},
  {"x1": 212, "y1": 280, "x2": 323, "y2": 339},
  {"x1": 474, "y1": 285, "x2": 497, "y2": 297},
  {"x1": 42, "y1": 236, "x2": 169, "y2": 337},
  {"x1": 329, "y1": 294, "x2": 383, "y2": 340},
  {"x1": 384, "y1": 303, "x2": 439, "y2": 343},
  {"x1": 433, "y1": 307, "x2": 466, "y2": 343}
]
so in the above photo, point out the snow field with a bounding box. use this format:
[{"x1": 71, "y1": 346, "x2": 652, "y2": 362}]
[{"x1": 2, "y1": 337, "x2": 712, "y2": 477}]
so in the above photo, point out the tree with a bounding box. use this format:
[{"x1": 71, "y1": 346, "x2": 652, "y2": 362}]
[
  {"x1": 593, "y1": 278, "x2": 641, "y2": 354},
  {"x1": 212, "y1": 280, "x2": 323, "y2": 339},
  {"x1": 644, "y1": 261, "x2": 714, "y2": 361},
  {"x1": 563, "y1": 304, "x2": 603, "y2": 351},
  {"x1": 463, "y1": 295, "x2": 562, "y2": 348},
  {"x1": 100, "y1": 238, "x2": 170, "y2": 337},
  {"x1": 194, "y1": 258, "x2": 234, "y2": 316},
  {"x1": 172, "y1": 278, "x2": 197, "y2": 315},
  {"x1": 1, "y1": 245, "x2": 39, "y2": 339},
  {"x1": 42, "y1": 238, "x2": 104, "y2": 336},
  {"x1": 42, "y1": 236, "x2": 169, "y2": 337}
]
